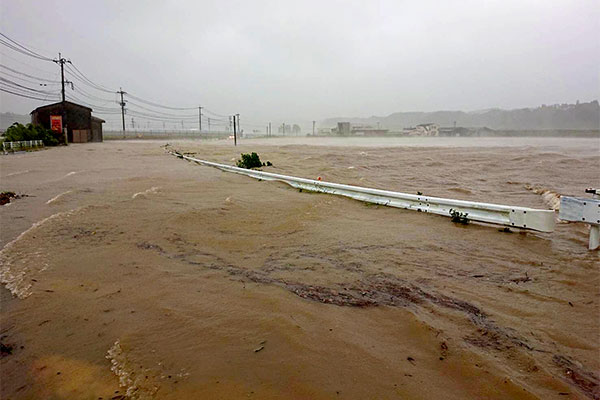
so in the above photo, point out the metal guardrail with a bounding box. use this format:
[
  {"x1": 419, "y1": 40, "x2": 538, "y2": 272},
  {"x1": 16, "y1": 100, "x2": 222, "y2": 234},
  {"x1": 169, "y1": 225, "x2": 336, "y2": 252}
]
[
  {"x1": 2, "y1": 140, "x2": 44, "y2": 153},
  {"x1": 559, "y1": 189, "x2": 600, "y2": 250},
  {"x1": 171, "y1": 151, "x2": 556, "y2": 233}
]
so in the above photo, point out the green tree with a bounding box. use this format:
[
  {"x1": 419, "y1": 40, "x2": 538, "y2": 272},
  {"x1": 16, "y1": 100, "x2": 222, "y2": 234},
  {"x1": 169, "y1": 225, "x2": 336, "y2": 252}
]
[{"x1": 3, "y1": 123, "x2": 60, "y2": 146}]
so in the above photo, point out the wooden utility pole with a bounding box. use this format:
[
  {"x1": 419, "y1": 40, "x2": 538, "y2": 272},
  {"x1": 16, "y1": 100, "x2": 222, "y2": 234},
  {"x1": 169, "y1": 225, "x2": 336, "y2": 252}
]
[
  {"x1": 233, "y1": 114, "x2": 237, "y2": 146},
  {"x1": 54, "y1": 53, "x2": 67, "y2": 102},
  {"x1": 269, "y1": 122, "x2": 271, "y2": 137},
  {"x1": 312, "y1": 120, "x2": 316, "y2": 136},
  {"x1": 53, "y1": 53, "x2": 69, "y2": 143},
  {"x1": 117, "y1": 87, "x2": 127, "y2": 137}
]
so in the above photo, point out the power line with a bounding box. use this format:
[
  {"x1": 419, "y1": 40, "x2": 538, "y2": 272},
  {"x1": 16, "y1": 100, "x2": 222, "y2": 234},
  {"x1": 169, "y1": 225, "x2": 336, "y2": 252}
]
[
  {"x1": 125, "y1": 99, "x2": 198, "y2": 117},
  {"x1": 0, "y1": 77, "x2": 59, "y2": 95},
  {"x1": 0, "y1": 32, "x2": 54, "y2": 61},
  {"x1": 72, "y1": 85, "x2": 116, "y2": 104},
  {"x1": 0, "y1": 64, "x2": 61, "y2": 83},
  {"x1": 65, "y1": 94, "x2": 121, "y2": 112},
  {"x1": 0, "y1": 33, "x2": 267, "y2": 133},
  {"x1": 0, "y1": 70, "x2": 60, "y2": 87},
  {"x1": 203, "y1": 108, "x2": 229, "y2": 118},
  {"x1": 0, "y1": 86, "x2": 59, "y2": 101},
  {"x1": 66, "y1": 62, "x2": 116, "y2": 93},
  {"x1": 0, "y1": 50, "x2": 59, "y2": 77},
  {"x1": 126, "y1": 92, "x2": 197, "y2": 110}
]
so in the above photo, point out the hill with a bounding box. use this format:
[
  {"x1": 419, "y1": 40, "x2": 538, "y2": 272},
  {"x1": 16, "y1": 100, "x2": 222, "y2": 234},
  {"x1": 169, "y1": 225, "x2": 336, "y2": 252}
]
[{"x1": 322, "y1": 100, "x2": 600, "y2": 130}]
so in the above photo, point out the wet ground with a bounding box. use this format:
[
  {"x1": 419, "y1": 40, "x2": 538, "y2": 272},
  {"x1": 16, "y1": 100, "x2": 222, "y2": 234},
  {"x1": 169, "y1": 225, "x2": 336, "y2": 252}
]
[{"x1": 1, "y1": 137, "x2": 599, "y2": 399}]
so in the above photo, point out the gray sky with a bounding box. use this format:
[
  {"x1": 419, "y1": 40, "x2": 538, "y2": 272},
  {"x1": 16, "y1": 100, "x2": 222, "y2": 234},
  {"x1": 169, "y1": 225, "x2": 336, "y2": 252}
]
[{"x1": 1, "y1": 0, "x2": 598, "y2": 130}]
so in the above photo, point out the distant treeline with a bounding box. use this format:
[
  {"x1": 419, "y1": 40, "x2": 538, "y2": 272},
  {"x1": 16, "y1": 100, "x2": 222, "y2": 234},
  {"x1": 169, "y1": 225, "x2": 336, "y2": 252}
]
[{"x1": 322, "y1": 100, "x2": 600, "y2": 131}]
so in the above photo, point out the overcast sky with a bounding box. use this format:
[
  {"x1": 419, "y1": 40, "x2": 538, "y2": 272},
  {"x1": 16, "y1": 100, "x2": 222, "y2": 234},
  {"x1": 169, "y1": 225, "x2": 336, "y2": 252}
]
[{"x1": 1, "y1": 0, "x2": 598, "y2": 129}]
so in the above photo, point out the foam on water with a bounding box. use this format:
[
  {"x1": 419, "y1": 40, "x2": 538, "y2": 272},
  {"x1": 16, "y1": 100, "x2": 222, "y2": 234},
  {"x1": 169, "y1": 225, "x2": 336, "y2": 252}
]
[
  {"x1": 5, "y1": 169, "x2": 30, "y2": 177},
  {"x1": 132, "y1": 187, "x2": 161, "y2": 199},
  {"x1": 525, "y1": 185, "x2": 562, "y2": 211},
  {"x1": 106, "y1": 340, "x2": 160, "y2": 400},
  {"x1": 0, "y1": 209, "x2": 76, "y2": 299},
  {"x1": 46, "y1": 190, "x2": 74, "y2": 204}
]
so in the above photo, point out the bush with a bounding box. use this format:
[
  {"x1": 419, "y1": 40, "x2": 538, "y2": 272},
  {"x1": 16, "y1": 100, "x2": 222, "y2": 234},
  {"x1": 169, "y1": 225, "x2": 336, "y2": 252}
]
[
  {"x1": 449, "y1": 209, "x2": 469, "y2": 224},
  {"x1": 4, "y1": 123, "x2": 61, "y2": 146},
  {"x1": 236, "y1": 152, "x2": 263, "y2": 169}
]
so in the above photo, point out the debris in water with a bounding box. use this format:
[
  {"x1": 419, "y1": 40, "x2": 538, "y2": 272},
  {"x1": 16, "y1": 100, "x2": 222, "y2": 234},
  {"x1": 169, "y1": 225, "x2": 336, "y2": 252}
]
[
  {"x1": 0, "y1": 341, "x2": 13, "y2": 357},
  {"x1": 254, "y1": 345, "x2": 265, "y2": 353},
  {"x1": 0, "y1": 191, "x2": 27, "y2": 206}
]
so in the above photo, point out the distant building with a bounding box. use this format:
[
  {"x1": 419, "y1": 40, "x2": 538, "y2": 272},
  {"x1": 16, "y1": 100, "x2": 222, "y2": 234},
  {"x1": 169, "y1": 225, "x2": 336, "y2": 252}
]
[
  {"x1": 336, "y1": 122, "x2": 351, "y2": 135},
  {"x1": 351, "y1": 126, "x2": 389, "y2": 136},
  {"x1": 403, "y1": 123, "x2": 439, "y2": 136},
  {"x1": 30, "y1": 101, "x2": 105, "y2": 143},
  {"x1": 439, "y1": 126, "x2": 473, "y2": 136}
]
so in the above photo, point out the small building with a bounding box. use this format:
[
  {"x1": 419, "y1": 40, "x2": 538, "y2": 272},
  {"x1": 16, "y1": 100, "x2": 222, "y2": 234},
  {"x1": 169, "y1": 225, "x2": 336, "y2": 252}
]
[
  {"x1": 336, "y1": 122, "x2": 351, "y2": 135},
  {"x1": 30, "y1": 101, "x2": 104, "y2": 143},
  {"x1": 351, "y1": 127, "x2": 389, "y2": 136},
  {"x1": 403, "y1": 123, "x2": 439, "y2": 136}
]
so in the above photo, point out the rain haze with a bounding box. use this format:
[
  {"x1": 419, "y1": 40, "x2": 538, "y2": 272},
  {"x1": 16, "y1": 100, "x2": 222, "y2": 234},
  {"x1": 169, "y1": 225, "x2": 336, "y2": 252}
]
[{"x1": 1, "y1": 0, "x2": 599, "y2": 128}]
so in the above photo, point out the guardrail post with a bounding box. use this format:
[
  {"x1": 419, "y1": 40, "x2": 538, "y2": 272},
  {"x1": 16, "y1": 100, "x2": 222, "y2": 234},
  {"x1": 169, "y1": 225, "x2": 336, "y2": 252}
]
[
  {"x1": 589, "y1": 190, "x2": 600, "y2": 250},
  {"x1": 559, "y1": 188, "x2": 600, "y2": 250}
]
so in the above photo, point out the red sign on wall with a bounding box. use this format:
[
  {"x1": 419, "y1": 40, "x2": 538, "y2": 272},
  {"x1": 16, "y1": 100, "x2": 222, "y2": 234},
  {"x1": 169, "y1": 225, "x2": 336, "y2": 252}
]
[{"x1": 50, "y1": 115, "x2": 62, "y2": 133}]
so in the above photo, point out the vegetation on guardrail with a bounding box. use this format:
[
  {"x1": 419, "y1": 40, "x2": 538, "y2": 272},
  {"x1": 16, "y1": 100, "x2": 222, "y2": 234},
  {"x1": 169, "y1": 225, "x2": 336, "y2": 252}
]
[
  {"x1": 3, "y1": 123, "x2": 60, "y2": 146},
  {"x1": 449, "y1": 209, "x2": 470, "y2": 224},
  {"x1": 236, "y1": 152, "x2": 272, "y2": 169}
]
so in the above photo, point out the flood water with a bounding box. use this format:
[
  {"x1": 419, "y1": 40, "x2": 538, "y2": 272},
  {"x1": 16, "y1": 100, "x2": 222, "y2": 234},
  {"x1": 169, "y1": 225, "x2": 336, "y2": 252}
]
[{"x1": 1, "y1": 137, "x2": 599, "y2": 399}]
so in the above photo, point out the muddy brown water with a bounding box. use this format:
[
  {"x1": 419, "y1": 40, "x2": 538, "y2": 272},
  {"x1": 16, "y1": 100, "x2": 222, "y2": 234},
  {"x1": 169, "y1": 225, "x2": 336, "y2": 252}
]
[{"x1": 0, "y1": 137, "x2": 599, "y2": 399}]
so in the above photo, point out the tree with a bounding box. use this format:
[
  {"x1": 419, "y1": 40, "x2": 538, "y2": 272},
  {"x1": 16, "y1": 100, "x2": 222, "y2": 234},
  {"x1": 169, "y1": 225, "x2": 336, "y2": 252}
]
[{"x1": 3, "y1": 123, "x2": 60, "y2": 146}]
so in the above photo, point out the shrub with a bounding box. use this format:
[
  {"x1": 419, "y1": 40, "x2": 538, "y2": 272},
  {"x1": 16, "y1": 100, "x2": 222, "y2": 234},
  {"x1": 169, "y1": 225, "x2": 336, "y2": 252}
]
[
  {"x1": 4, "y1": 123, "x2": 61, "y2": 146},
  {"x1": 236, "y1": 152, "x2": 263, "y2": 169},
  {"x1": 449, "y1": 209, "x2": 469, "y2": 224}
]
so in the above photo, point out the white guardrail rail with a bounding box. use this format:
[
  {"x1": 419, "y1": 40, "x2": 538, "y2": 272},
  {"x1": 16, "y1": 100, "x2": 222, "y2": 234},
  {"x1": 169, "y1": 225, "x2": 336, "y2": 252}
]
[
  {"x1": 171, "y1": 151, "x2": 556, "y2": 233},
  {"x1": 559, "y1": 189, "x2": 600, "y2": 250},
  {"x1": 2, "y1": 140, "x2": 44, "y2": 153}
]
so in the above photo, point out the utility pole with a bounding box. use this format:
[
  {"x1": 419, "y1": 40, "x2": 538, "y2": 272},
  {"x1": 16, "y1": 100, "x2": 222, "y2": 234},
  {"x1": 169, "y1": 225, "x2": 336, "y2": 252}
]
[
  {"x1": 53, "y1": 52, "x2": 70, "y2": 102},
  {"x1": 208, "y1": 117, "x2": 211, "y2": 132},
  {"x1": 312, "y1": 120, "x2": 316, "y2": 136},
  {"x1": 269, "y1": 122, "x2": 271, "y2": 137},
  {"x1": 237, "y1": 114, "x2": 241, "y2": 137},
  {"x1": 117, "y1": 87, "x2": 127, "y2": 137},
  {"x1": 233, "y1": 114, "x2": 237, "y2": 146},
  {"x1": 198, "y1": 106, "x2": 202, "y2": 132},
  {"x1": 53, "y1": 53, "x2": 71, "y2": 144}
]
